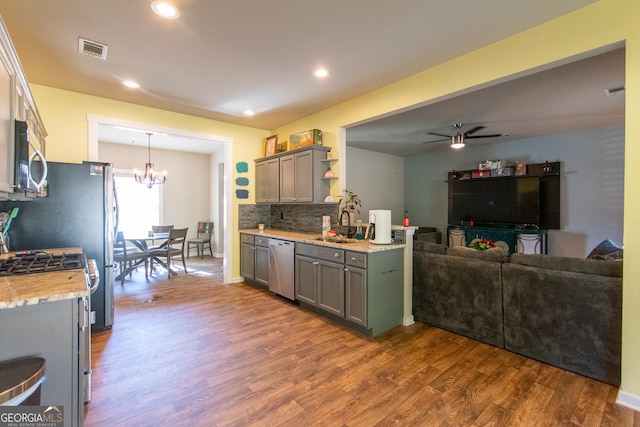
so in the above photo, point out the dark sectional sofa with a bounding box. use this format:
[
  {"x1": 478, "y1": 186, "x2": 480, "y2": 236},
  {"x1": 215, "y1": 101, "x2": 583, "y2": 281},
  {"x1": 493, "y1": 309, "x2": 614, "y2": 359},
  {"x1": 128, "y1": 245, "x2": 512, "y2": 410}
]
[{"x1": 412, "y1": 241, "x2": 623, "y2": 386}]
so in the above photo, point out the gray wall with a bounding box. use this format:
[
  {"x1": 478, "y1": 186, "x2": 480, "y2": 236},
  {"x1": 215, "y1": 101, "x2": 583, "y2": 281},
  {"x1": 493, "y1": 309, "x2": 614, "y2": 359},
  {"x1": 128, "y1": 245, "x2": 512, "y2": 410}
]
[
  {"x1": 403, "y1": 125, "x2": 624, "y2": 257},
  {"x1": 345, "y1": 146, "x2": 405, "y2": 224}
]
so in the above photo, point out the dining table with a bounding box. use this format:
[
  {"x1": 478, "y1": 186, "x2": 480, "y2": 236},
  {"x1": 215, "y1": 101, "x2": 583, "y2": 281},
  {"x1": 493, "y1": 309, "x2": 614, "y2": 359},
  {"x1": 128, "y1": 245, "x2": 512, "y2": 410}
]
[{"x1": 125, "y1": 232, "x2": 171, "y2": 275}]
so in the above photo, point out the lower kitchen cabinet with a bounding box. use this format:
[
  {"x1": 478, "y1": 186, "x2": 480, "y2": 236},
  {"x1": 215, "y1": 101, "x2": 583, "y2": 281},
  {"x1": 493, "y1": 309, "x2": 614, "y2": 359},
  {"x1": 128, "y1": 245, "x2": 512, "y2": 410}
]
[
  {"x1": 295, "y1": 254, "x2": 344, "y2": 317},
  {"x1": 0, "y1": 299, "x2": 83, "y2": 426},
  {"x1": 240, "y1": 233, "x2": 269, "y2": 287},
  {"x1": 295, "y1": 243, "x2": 403, "y2": 335},
  {"x1": 345, "y1": 265, "x2": 367, "y2": 327}
]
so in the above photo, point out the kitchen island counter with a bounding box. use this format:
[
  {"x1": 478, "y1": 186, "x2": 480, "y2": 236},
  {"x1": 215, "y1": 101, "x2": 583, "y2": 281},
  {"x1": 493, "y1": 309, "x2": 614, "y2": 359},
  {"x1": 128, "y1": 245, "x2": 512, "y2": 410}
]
[
  {"x1": 0, "y1": 247, "x2": 88, "y2": 309},
  {"x1": 240, "y1": 229, "x2": 404, "y2": 252}
]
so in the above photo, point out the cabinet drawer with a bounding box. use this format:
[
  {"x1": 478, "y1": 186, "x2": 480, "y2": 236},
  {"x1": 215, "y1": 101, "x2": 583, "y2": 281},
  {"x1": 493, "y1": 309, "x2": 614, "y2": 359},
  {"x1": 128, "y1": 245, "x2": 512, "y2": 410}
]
[
  {"x1": 296, "y1": 243, "x2": 344, "y2": 263},
  {"x1": 346, "y1": 251, "x2": 367, "y2": 268},
  {"x1": 255, "y1": 236, "x2": 269, "y2": 247},
  {"x1": 241, "y1": 233, "x2": 255, "y2": 244}
]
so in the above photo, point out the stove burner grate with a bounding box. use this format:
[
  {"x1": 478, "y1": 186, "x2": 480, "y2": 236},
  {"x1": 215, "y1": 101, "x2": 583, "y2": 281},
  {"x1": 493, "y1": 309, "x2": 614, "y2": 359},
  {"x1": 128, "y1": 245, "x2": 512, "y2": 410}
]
[{"x1": 0, "y1": 252, "x2": 84, "y2": 276}]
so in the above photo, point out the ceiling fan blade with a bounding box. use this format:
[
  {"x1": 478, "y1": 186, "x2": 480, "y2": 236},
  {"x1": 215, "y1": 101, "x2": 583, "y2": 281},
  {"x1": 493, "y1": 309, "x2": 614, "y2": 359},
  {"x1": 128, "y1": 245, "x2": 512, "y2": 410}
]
[
  {"x1": 421, "y1": 137, "x2": 449, "y2": 144},
  {"x1": 463, "y1": 126, "x2": 485, "y2": 136},
  {"x1": 465, "y1": 133, "x2": 505, "y2": 139},
  {"x1": 426, "y1": 131, "x2": 453, "y2": 138}
]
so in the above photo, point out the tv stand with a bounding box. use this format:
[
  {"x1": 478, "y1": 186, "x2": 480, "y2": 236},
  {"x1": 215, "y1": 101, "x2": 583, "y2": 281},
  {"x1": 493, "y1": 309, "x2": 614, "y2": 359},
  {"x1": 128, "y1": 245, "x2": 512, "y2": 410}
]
[{"x1": 447, "y1": 225, "x2": 547, "y2": 254}]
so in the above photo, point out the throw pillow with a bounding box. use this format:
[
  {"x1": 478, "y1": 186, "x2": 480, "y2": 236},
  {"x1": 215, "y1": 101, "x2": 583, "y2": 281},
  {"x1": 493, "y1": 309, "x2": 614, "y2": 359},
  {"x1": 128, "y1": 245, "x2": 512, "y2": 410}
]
[{"x1": 586, "y1": 239, "x2": 623, "y2": 260}]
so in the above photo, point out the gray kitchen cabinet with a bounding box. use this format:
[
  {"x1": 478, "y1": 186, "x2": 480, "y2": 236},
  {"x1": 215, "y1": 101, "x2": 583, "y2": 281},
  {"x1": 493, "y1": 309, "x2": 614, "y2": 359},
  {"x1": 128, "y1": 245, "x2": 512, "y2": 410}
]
[
  {"x1": 240, "y1": 233, "x2": 269, "y2": 287},
  {"x1": 0, "y1": 298, "x2": 83, "y2": 426},
  {"x1": 316, "y1": 258, "x2": 345, "y2": 317},
  {"x1": 254, "y1": 236, "x2": 269, "y2": 286},
  {"x1": 255, "y1": 157, "x2": 279, "y2": 203},
  {"x1": 345, "y1": 251, "x2": 367, "y2": 326},
  {"x1": 295, "y1": 242, "x2": 403, "y2": 335},
  {"x1": 280, "y1": 149, "x2": 313, "y2": 202},
  {"x1": 294, "y1": 254, "x2": 318, "y2": 305},
  {"x1": 254, "y1": 145, "x2": 330, "y2": 204},
  {"x1": 240, "y1": 233, "x2": 255, "y2": 281}
]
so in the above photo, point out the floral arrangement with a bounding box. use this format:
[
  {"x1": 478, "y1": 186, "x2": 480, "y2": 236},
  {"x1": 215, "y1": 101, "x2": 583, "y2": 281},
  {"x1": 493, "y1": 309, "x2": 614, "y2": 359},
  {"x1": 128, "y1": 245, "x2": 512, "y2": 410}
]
[{"x1": 469, "y1": 238, "x2": 496, "y2": 251}]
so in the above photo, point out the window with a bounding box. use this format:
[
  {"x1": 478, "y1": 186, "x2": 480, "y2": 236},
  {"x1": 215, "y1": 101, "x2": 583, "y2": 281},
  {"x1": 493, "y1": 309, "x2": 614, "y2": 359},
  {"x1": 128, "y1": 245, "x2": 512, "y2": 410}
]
[{"x1": 114, "y1": 175, "x2": 161, "y2": 236}]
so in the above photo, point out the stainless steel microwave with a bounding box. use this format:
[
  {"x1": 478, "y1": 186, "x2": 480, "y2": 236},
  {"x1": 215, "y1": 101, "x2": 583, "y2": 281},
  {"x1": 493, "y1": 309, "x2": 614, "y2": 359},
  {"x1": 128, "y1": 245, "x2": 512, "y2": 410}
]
[{"x1": 14, "y1": 119, "x2": 47, "y2": 195}]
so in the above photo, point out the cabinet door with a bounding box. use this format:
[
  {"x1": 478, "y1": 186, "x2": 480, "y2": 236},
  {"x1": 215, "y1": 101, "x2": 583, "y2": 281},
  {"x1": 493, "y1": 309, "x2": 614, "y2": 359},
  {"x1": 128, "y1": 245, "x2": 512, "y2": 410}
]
[
  {"x1": 295, "y1": 255, "x2": 317, "y2": 305},
  {"x1": 255, "y1": 158, "x2": 279, "y2": 203},
  {"x1": 254, "y1": 245, "x2": 269, "y2": 286},
  {"x1": 0, "y1": 48, "x2": 12, "y2": 194},
  {"x1": 293, "y1": 150, "x2": 313, "y2": 202},
  {"x1": 240, "y1": 242, "x2": 255, "y2": 281},
  {"x1": 345, "y1": 266, "x2": 367, "y2": 326},
  {"x1": 317, "y1": 260, "x2": 344, "y2": 317},
  {"x1": 279, "y1": 154, "x2": 295, "y2": 202}
]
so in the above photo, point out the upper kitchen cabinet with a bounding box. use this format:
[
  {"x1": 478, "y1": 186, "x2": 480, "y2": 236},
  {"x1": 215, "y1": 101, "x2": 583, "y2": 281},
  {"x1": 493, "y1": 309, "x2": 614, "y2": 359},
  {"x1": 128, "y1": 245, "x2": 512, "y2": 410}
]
[
  {"x1": 255, "y1": 157, "x2": 279, "y2": 203},
  {"x1": 255, "y1": 145, "x2": 331, "y2": 204},
  {"x1": 0, "y1": 17, "x2": 47, "y2": 200}
]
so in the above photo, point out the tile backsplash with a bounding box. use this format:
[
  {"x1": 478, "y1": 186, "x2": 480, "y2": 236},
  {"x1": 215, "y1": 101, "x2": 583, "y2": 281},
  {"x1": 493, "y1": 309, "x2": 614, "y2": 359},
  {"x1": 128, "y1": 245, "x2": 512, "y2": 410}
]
[{"x1": 239, "y1": 203, "x2": 339, "y2": 234}]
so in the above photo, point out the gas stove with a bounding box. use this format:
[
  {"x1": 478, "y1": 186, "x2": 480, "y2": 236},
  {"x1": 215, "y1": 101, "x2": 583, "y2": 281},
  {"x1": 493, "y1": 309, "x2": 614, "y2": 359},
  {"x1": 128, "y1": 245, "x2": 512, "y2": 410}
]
[{"x1": 0, "y1": 252, "x2": 84, "y2": 276}]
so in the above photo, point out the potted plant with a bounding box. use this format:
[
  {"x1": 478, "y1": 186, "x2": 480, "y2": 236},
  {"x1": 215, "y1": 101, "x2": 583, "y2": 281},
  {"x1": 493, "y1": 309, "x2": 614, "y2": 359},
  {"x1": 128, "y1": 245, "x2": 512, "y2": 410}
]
[{"x1": 339, "y1": 189, "x2": 362, "y2": 215}]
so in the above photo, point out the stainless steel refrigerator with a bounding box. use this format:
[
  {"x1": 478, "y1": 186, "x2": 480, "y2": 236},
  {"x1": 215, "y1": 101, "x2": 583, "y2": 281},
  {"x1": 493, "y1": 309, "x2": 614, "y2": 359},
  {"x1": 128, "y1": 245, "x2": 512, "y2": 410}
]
[{"x1": 0, "y1": 161, "x2": 117, "y2": 331}]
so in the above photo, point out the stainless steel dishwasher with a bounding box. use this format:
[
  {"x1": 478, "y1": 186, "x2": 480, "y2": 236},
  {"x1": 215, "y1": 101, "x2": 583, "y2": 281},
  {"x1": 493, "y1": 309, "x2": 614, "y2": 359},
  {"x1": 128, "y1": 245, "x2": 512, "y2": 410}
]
[{"x1": 268, "y1": 239, "x2": 295, "y2": 300}]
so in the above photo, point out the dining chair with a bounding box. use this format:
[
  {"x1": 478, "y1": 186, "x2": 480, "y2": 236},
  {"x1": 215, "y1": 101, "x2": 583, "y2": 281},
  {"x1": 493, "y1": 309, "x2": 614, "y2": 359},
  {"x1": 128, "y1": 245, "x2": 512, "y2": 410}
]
[
  {"x1": 150, "y1": 227, "x2": 188, "y2": 278},
  {"x1": 151, "y1": 225, "x2": 174, "y2": 233},
  {"x1": 113, "y1": 231, "x2": 149, "y2": 285},
  {"x1": 187, "y1": 221, "x2": 214, "y2": 259}
]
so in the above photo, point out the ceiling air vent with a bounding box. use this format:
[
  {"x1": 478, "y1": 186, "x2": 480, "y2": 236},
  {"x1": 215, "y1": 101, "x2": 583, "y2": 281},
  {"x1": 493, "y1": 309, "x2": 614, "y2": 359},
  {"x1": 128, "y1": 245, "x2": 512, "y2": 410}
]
[
  {"x1": 605, "y1": 85, "x2": 625, "y2": 96},
  {"x1": 78, "y1": 38, "x2": 108, "y2": 60}
]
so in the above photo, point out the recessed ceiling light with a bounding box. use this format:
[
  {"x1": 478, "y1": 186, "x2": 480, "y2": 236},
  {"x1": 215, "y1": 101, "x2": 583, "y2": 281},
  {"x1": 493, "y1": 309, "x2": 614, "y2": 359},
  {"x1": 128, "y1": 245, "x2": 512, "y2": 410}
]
[
  {"x1": 313, "y1": 68, "x2": 330, "y2": 78},
  {"x1": 122, "y1": 80, "x2": 141, "y2": 89},
  {"x1": 151, "y1": 1, "x2": 181, "y2": 19}
]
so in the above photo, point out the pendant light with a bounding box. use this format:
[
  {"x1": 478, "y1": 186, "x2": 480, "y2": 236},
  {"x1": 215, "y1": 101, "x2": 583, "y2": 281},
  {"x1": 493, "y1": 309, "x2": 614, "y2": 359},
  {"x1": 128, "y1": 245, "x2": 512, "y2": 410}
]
[{"x1": 135, "y1": 133, "x2": 167, "y2": 188}]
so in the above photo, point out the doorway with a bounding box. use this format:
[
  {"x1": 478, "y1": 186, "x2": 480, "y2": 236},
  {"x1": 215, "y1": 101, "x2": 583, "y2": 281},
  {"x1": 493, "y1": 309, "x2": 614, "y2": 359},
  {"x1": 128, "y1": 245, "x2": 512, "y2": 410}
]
[{"x1": 86, "y1": 114, "x2": 233, "y2": 284}]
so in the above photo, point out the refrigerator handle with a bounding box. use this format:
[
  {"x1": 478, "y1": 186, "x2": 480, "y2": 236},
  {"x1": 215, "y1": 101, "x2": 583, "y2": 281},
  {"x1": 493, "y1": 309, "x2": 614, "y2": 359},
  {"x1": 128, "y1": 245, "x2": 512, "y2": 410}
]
[{"x1": 113, "y1": 181, "x2": 120, "y2": 236}]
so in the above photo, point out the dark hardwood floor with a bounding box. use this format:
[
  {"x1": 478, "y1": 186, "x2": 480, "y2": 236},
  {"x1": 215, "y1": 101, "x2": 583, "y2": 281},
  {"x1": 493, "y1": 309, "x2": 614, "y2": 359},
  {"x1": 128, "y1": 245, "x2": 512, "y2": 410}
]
[{"x1": 84, "y1": 257, "x2": 639, "y2": 426}]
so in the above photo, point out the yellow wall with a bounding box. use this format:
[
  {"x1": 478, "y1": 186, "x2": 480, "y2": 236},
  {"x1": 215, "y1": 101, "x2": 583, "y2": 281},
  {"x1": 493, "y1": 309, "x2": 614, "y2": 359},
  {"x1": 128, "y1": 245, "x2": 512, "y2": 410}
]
[
  {"x1": 272, "y1": 0, "x2": 640, "y2": 398},
  {"x1": 30, "y1": 84, "x2": 270, "y2": 278}
]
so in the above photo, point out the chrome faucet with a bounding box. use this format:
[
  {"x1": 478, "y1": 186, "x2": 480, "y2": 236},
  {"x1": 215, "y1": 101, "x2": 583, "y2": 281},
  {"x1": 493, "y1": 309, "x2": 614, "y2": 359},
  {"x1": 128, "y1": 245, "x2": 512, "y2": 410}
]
[{"x1": 339, "y1": 210, "x2": 353, "y2": 238}]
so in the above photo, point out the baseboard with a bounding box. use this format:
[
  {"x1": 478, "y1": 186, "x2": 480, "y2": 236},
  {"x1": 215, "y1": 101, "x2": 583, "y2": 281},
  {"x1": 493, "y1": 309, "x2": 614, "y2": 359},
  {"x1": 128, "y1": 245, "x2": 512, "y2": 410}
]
[
  {"x1": 403, "y1": 315, "x2": 415, "y2": 326},
  {"x1": 232, "y1": 276, "x2": 245, "y2": 283},
  {"x1": 616, "y1": 390, "x2": 640, "y2": 411}
]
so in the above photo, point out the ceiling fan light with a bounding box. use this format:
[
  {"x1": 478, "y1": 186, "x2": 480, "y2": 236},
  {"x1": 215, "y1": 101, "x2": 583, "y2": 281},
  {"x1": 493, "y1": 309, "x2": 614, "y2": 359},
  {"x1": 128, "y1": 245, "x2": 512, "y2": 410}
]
[{"x1": 451, "y1": 135, "x2": 465, "y2": 149}]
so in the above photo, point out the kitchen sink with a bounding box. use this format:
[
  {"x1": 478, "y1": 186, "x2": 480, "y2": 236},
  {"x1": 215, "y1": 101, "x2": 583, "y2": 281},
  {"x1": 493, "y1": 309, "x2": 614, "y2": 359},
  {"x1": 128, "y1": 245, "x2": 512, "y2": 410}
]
[{"x1": 313, "y1": 236, "x2": 359, "y2": 244}]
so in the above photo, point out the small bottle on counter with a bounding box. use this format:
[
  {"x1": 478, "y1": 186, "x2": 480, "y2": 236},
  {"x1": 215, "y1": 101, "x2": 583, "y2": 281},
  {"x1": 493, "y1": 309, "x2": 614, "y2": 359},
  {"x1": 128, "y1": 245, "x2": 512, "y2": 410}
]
[
  {"x1": 355, "y1": 220, "x2": 363, "y2": 240},
  {"x1": 403, "y1": 211, "x2": 410, "y2": 227}
]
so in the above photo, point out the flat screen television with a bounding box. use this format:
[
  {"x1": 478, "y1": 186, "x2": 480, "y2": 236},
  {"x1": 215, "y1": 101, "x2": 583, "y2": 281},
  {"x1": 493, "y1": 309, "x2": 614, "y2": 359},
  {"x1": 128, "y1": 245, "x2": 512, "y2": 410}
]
[{"x1": 448, "y1": 176, "x2": 540, "y2": 227}]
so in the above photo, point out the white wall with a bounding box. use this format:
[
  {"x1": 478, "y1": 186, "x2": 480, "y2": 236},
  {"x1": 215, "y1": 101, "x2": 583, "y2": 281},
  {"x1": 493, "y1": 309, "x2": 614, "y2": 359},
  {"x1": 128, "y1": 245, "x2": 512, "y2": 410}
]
[
  {"x1": 403, "y1": 125, "x2": 624, "y2": 257},
  {"x1": 345, "y1": 146, "x2": 405, "y2": 224},
  {"x1": 98, "y1": 142, "x2": 212, "y2": 242}
]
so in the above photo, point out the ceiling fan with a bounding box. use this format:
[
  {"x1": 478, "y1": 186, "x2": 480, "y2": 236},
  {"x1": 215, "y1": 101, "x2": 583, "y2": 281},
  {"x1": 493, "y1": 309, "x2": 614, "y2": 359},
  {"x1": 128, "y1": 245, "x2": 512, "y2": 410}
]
[{"x1": 424, "y1": 123, "x2": 506, "y2": 149}]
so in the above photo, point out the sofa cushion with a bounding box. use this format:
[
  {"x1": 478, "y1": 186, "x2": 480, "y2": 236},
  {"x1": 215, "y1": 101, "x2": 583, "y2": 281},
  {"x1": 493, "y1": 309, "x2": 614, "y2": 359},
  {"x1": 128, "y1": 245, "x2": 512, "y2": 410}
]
[
  {"x1": 446, "y1": 246, "x2": 509, "y2": 263},
  {"x1": 510, "y1": 253, "x2": 622, "y2": 277},
  {"x1": 413, "y1": 241, "x2": 446, "y2": 254},
  {"x1": 413, "y1": 251, "x2": 504, "y2": 348},
  {"x1": 586, "y1": 239, "x2": 623, "y2": 261}
]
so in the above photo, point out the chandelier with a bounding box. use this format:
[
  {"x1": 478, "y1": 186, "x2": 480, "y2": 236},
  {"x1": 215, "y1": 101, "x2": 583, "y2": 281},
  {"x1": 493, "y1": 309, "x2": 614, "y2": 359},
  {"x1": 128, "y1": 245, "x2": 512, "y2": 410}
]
[{"x1": 135, "y1": 133, "x2": 167, "y2": 188}]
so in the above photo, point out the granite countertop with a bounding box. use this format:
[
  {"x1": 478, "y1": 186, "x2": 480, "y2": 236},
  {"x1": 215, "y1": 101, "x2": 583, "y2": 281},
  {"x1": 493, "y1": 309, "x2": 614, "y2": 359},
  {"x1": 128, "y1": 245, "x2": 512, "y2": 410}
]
[
  {"x1": 240, "y1": 229, "x2": 405, "y2": 253},
  {"x1": 0, "y1": 248, "x2": 89, "y2": 309}
]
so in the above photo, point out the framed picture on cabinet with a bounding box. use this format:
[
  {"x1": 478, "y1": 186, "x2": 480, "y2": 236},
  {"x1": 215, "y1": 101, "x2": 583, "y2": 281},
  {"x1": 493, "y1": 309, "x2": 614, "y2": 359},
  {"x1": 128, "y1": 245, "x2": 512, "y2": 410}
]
[{"x1": 264, "y1": 135, "x2": 278, "y2": 156}]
